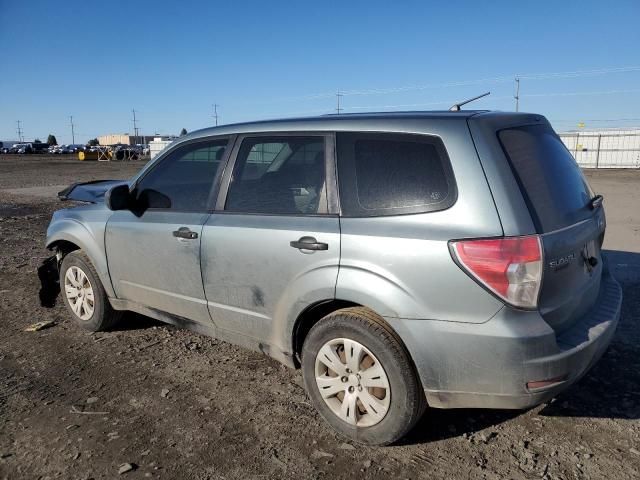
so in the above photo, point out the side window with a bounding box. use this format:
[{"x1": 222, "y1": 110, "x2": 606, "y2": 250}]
[
  {"x1": 135, "y1": 140, "x2": 227, "y2": 211},
  {"x1": 336, "y1": 132, "x2": 456, "y2": 216},
  {"x1": 225, "y1": 136, "x2": 326, "y2": 214}
]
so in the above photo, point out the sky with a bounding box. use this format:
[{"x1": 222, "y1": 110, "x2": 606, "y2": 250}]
[{"x1": 1, "y1": 0, "x2": 639, "y2": 144}]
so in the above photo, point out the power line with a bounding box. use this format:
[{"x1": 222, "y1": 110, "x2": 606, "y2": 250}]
[
  {"x1": 253, "y1": 87, "x2": 640, "y2": 120},
  {"x1": 257, "y1": 65, "x2": 640, "y2": 104},
  {"x1": 522, "y1": 88, "x2": 640, "y2": 98}
]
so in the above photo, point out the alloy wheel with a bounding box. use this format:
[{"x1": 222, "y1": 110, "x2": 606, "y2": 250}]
[
  {"x1": 314, "y1": 338, "x2": 391, "y2": 427},
  {"x1": 64, "y1": 266, "x2": 95, "y2": 321}
]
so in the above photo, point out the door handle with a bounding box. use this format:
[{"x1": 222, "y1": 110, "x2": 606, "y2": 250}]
[
  {"x1": 290, "y1": 236, "x2": 328, "y2": 251},
  {"x1": 173, "y1": 227, "x2": 198, "y2": 240}
]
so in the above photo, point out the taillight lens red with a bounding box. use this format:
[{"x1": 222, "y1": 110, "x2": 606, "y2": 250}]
[{"x1": 450, "y1": 236, "x2": 543, "y2": 309}]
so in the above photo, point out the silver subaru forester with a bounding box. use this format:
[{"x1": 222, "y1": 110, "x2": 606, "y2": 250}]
[{"x1": 45, "y1": 111, "x2": 622, "y2": 445}]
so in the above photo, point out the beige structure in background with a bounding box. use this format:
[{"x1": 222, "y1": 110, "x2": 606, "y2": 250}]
[{"x1": 97, "y1": 134, "x2": 157, "y2": 145}]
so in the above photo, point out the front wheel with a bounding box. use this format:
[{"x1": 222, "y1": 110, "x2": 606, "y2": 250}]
[
  {"x1": 302, "y1": 307, "x2": 426, "y2": 445},
  {"x1": 59, "y1": 251, "x2": 122, "y2": 331}
]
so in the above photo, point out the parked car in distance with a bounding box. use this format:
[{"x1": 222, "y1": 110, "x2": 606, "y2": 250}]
[
  {"x1": 68, "y1": 144, "x2": 86, "y2": 153},
  {"x1": 16, "y1": 143, "x2": 33, "y2": 154},
  {"x1": 32, "y1": 142, "x2": 50, "y2": 153},
  {"x1": 44, "y1": 111, "x2": 622, "y2": 445},
  {"x1": 51, "y1": 144, "x2": 76, "y2": 154}
]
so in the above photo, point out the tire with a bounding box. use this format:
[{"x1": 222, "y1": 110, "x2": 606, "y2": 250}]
[
  {"x1": 59, "y1": 250, "x2": 122, "y2": 331},
  {"x1": 302, "y1": 307, "x2": 426, "y2": 445}
]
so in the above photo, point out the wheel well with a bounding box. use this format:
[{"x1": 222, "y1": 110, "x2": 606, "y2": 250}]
[
  {"x1": 292, "y1": 299, "x2": 360, "y2": 366},
  {"x1": 49, "y1": 240, "x2": 80, "y2": 256}
]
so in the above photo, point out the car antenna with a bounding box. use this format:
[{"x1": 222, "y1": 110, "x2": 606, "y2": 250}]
[{"x1": 449, "y1": 92, "x2": 491, "y2": 112}]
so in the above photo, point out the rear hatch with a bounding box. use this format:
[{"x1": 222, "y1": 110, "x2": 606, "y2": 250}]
[{"x1": 479, "y1": 118, "x2": 606, "y2": 333}]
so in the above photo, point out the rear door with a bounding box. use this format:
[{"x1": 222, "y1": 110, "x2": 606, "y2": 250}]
[
  {"x1": 200, "y1": 133, "x2": 340, "y2": 348},
  {"x1": 477, "y1": 119, "x2": 606, "y2": 333}
]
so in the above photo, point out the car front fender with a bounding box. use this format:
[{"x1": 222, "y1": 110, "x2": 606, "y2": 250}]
[{"x1": 46, "y1": 217, "x2": 115, "y2": 298}]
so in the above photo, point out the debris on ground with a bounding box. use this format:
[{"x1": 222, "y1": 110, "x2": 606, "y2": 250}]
[
  {"x1": 310, "y1": 449, "x2": 334, "y2": 460},
  {"x1": 118, "y1": 463, "x2": 136, "y2": 474},
  {"x1": 24, "y1": 320, "x2": 56, "y2": 331},
  {"x1": 339, "y1": 442, "x2": 356, "y2": 450}
]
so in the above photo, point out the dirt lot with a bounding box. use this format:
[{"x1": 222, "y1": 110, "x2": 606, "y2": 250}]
[{"x1": 1, "y1": 154, "x2": 639, "y2": 480}]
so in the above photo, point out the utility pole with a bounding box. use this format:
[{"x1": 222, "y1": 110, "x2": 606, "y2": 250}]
[
  {"x1": 212, "y1": 104, "x2": 219, "y2": 126},
  {"x1": 132, "y1": 109, "x2": 139, "y2": 142},
  {"x1": 16, "y1": 120, "x2": 24, "y2": 141},
  {"x1": 514, "y1": 77, "x2": 520, "y2": 112},
  {"x1": 336, "y1": 90, "x2": 343, "y2": 114},
  {"x1": 69, "y1": 116, "x2": 75, "y2": 144}
]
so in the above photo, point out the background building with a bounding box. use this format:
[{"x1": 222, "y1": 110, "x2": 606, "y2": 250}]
[
  {"x1": 97, "y1": 134, "x2": 157, "y2": 146},
  {"x1": 149, "y1": 136, "x2": 178, "y2": 159}
]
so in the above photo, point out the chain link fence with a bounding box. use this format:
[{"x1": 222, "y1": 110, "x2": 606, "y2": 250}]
[{"x1": 559, "y1": 130, "x2": 640, "y2": 168}]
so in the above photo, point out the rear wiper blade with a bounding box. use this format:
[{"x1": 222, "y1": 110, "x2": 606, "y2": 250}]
[{"x1": 590, "y1": 194, "x2": 604, "y2": 210}]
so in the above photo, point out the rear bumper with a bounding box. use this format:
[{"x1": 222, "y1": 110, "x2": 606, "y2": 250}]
[{"x1": 386, "y1": 261, "x2": 622, "y2": 409}]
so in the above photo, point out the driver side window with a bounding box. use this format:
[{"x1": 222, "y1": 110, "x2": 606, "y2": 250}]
[{"x1": 135, "y1": 139, "x2": 228, "y2": 212}]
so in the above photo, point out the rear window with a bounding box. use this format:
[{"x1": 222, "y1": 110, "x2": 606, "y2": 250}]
[
  {"x1": 336, "y1": 132, "x2": 456, "y2": 216},
  {"x1": 498, "y1": 125, "x2": 594, "y2": 233}
]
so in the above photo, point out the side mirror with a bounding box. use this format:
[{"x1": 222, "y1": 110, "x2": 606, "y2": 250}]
[{"x1": 105, "y1": 184, "x2": 131, "y2": 211}]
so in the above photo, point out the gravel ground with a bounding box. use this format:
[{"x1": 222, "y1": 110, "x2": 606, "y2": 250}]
[{"x1": 1, "y1": 154, "x2": 639, "y2": 480}]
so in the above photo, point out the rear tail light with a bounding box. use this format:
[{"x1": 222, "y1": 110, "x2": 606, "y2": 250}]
[{"x1": 450, "y1": 236, "x2": 543, "y2": 309}]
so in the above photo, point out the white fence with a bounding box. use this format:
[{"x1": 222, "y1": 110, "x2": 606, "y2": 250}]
[{"x1": 559, "y1": 130, "x2": 640, "y2": 168}]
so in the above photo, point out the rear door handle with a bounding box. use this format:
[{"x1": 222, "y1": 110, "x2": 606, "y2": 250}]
[
  {"x1": 173, "y1": 227, "x2": 198, "y2": 240},
  {"x1": 290, "y1": 236, "x2": 328, "y2": 251}
]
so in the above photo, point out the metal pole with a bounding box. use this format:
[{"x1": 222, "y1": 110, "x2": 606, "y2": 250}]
[
  {"x1": 514, "y1": 78, "x2": 520, "y2": 112},
  {"x1": 16, "y1": 120, "x2": 24, "y2": 141},
  {"x1": 69, "y1": 116, "x2": 75, "y2": 144},
  {"x1": 595, "y1": 134, "x2": 602, "y2": 168},
  {"x1": 132, "y1": 109, "x2": 138, "y2": 143},
  {"x1": 336, "y1": 91, "x2": 343, "y2": 114},
  {"x1": 212, "y1": 104, "x2": 219, "y2": 126}
]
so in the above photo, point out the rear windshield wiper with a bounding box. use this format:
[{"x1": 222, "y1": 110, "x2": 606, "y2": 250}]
[{"x1": 590, "y1": 194, "x2": 603, "y2": 210}]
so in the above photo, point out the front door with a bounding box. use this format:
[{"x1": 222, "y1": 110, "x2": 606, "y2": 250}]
[
  {"x1": 201, "y1": 134, "x2": 340, "y2": 350},
  {"x1": 105, "y1": 138, "x2": 229, "y2": 325}
]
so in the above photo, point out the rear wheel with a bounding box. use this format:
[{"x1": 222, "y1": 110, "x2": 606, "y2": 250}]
[
  {"x1": 302, "y1": 307, "x2": 426, "y2": 445},
  {"x1": 60, "y1": 251, "x2": 122, "y2": 331}
]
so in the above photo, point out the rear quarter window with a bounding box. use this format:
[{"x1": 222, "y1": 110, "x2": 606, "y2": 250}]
[
  {"x1": 498, "y1": 125, "x2": 594, "y2": 233},
  {"x1": 336, "y1": 132, "x2": 457, "y2": 216}
]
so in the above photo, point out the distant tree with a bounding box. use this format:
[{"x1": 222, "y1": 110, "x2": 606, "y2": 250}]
[
  {"x1": 34, "y1": 138, "x2": 42, "y2": 143},
  {"x1": 180, "y1": 128, "x2": 188, "y2": 136},
  {"x1": 87, "y1": 138, "x2": 99, "y2": 146},
  {"x1": 47, "y1": 134, "x2": 58, "y2": 146}
]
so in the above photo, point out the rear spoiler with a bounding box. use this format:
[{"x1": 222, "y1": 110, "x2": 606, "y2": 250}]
[{"x1": 58, "y1": 180, "x2": 126, "y2": 203}]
